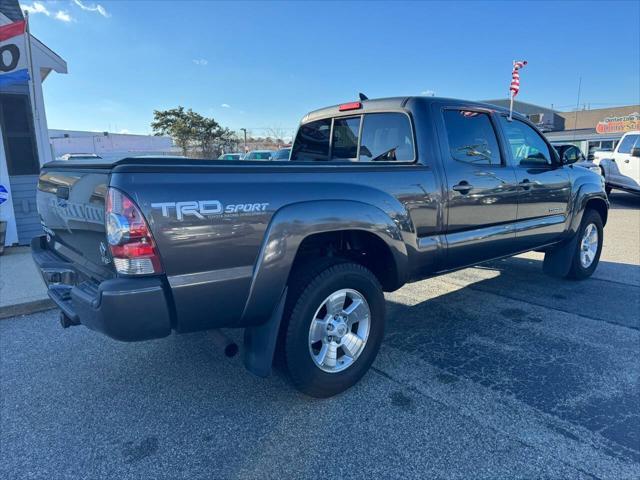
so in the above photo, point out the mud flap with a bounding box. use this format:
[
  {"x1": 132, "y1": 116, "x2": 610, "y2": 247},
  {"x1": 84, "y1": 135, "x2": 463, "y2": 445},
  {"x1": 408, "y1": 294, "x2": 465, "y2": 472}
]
[
  {"x1": 243, "y1": 288, "x2": 287, "y2": 378},
  {"x1": 543, "y1": 234, "x2": 578, "y2": 278}
]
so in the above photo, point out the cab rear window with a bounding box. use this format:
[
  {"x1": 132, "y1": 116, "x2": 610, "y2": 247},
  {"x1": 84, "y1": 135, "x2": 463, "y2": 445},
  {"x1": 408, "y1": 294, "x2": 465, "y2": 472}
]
[{"x1": 290, "y1": 112, "x2": 414, "y2": 162}]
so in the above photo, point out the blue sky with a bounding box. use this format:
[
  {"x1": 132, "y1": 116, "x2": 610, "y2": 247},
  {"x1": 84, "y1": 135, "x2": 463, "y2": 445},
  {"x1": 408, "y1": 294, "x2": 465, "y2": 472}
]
[{"x1": 20, "y1": 0, "x2": 640, "y2": 136}]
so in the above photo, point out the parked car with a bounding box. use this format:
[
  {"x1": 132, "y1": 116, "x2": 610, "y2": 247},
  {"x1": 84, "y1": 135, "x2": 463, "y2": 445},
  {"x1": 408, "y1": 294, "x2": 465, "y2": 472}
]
[
  {"x1": 243, "y1": 150, "x2": 274, "y2": 160},
  {"x1": 271, "y1": 147, "x2": 291, "y2": 161},
  {"x1": 592, "y1": 131, "x2": 640, "y2": 195},
  {"x1": 218, "y1": 153, "x2": 244, "y2": 160},
  {"x1": 32, "y1": 96, "x2": 608, "y2": 397}
]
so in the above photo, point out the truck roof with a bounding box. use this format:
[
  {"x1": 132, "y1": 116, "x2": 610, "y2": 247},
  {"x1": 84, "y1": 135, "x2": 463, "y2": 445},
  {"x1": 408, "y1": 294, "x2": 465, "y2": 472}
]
[{"x1": 301, "y1": 96, "x2": 516, "y2": 123}]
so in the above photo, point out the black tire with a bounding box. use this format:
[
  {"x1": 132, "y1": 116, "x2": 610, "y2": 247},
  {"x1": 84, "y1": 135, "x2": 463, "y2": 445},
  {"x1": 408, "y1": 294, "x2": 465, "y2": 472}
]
[
  {"x1": 283, "y1": 261, "x2": 385, "y2": 398},
  {"x1": 566, "y1": 209, "x2": 604, "y2": 280}
]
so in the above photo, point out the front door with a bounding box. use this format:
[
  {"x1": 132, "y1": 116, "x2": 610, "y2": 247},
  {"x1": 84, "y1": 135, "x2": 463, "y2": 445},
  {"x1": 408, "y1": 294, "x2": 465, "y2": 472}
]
[
  {"x1": 436, "y1": 107, "x2": 519, "y2": 269},
  {"x1": 496, "y1": 115, "x2": 572, "y2": 250},
  {"x1": 614, "y1": 133, "x2": 640, "y2": 190}
]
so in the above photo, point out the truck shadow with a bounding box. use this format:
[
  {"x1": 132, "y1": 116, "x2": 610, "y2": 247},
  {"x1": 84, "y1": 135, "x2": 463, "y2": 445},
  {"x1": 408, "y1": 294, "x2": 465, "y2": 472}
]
[{"x1": 381, "y1": 254, "x2": 639, "y2": 459}]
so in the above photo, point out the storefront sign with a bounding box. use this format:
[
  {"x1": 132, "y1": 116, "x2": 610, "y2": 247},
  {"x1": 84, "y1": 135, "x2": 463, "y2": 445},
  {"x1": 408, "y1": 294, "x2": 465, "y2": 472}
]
[
  {"x1": 0, "y1": 20, "x2": 30, "y2": 87},
  {"x1": 596, "y1": 112, "x2": 640, "y2": 134}
]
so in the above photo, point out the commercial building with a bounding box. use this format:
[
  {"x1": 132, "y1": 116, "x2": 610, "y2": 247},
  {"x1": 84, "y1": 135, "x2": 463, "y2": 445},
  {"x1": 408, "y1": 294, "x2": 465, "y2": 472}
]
[
  {"x1": 1, "y1": 0, "x2": 67, "y2": 246},
  {"x1": 49, "y1": 129, "x2": 176, "y2": 159},
  {"x1": 485, "y1": 98, "x2": 640, "y2": 158}
]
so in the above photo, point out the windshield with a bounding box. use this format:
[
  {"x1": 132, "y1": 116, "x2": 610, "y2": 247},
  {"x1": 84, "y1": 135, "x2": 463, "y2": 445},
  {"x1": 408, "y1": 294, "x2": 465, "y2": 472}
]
[
  {"x1": 273, "y1": 149, "x2": 291, "y2": 160},
  {"x1": 246, "y1": 152, "x2": 272, "y2": 160}
]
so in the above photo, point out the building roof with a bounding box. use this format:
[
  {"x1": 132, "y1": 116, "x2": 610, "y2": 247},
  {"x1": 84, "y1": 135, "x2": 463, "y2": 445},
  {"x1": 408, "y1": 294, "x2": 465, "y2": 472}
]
[
  {"x1": 483, "y1": 98, "x2": 559, "y2": 113},
  {"x1": 0, "y1": 0, "x2": 23, "y2": 22}
]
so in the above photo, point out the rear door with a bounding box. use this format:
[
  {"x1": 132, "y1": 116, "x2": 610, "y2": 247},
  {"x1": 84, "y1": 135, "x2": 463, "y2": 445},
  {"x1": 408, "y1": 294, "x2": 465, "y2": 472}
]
[
  {"x1": 496, "y1": 115, "x2": 571, "y2": 250},
  {"x1": 436, "y1": 106, "x2": 519, "y2": 269}
]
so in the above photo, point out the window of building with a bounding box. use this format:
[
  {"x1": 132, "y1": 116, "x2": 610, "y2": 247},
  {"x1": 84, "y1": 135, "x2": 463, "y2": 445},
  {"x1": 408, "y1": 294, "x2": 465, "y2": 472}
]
[
  {"x1": 359, "y1": 113, "x2": 414, "y2": 162},
  {"x1": 443, "y1": 110, "x2": 501, "y2": 166},
  {"x1": 0, "y1": 94, "x2": 39, "y2": 175},
  {"x1": 290, "y1": 118, "x2": 332, "y2": 161},
  {"x1": 618, "y1": 134, "x2": 639, "y2": 154},
  {"x1": 331, "y1": 116, "x2": 360, "y2": 160},
  {"x1": 498, "y1": 116, "x2": 552, "y2": 167}
]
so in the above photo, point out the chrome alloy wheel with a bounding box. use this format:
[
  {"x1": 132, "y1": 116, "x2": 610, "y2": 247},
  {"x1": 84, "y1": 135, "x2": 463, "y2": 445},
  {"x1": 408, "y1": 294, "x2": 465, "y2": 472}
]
[
  {"x1": 580, "y1": 223, "x2": 599, "y2": 268},
  {"x1": 308, "y1": 289, "x2": 371, "y2": 373}
]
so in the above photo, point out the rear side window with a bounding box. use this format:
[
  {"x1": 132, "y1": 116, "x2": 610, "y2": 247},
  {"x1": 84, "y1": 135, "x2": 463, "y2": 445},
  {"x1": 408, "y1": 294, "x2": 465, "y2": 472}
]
[
  {"x1": 331, "y1": 117, "x2": 360, "y2": 160},
  {"x1": 359, "y1": 113, "x2": 414, "y2": 162},
  {"x1": 443, "y1": 110, "x2": 501, "y2": 166},
  {"x1": 290, "y1": 119, "x2": 331, "y2": 161},
  {"x1": 618, "y1": 134, "x2": 639, "y2": 154}
]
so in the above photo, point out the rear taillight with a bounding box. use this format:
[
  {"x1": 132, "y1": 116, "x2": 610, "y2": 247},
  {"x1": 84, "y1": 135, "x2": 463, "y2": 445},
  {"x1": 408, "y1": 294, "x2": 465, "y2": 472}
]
[{"x1": 105, "y1": 188, "x2": 162, "y2": 275}]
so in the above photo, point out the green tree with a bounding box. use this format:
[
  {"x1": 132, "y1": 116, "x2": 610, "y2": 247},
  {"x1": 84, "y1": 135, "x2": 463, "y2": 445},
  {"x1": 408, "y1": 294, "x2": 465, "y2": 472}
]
[
  {"x1": 152, "y1": 107, "x2": 237, "y2": 158},
  {"x1": 151, "y1": 106, "x2": 195, "y2": 156}
]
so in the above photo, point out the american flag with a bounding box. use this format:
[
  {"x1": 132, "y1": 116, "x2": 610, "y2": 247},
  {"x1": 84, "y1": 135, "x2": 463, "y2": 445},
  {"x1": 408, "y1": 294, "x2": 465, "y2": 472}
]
[{"x1": 509, "y1": 60, "x2": 527, "y2": 97}]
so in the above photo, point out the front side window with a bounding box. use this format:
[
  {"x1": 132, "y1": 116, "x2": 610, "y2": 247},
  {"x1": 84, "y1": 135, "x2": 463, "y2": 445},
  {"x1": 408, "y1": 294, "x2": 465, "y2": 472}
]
[
  {"x1": 290, "y1": 119, "x2": 331, "y2": 161},
  {"x1": 331, "y1": 117, "x2": 360, "y2": 160},
  {"x1": 443, "y1": 110, "x2": 501, "y2": 166},
  {"x1": 618, "y1": 134, "x2": 639, "y2": 154},
  {"x1": 498, "y1": 117, "x2": 553, "y2": 167},
  {"x1": 359, "y1": 113, "x2": 414, "y2": 162}
]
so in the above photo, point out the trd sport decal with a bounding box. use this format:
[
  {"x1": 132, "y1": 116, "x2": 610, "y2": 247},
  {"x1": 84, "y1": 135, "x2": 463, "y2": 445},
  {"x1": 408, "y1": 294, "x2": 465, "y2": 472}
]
[{"x1": 151, "y1": 200, "x2": 269, "y2": 220}]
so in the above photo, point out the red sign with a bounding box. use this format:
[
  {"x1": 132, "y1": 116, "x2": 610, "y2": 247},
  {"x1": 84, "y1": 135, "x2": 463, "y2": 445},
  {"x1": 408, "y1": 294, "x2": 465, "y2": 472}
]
[{"x1": 596, "y1": 112, "x2": 640, "y2": 134}]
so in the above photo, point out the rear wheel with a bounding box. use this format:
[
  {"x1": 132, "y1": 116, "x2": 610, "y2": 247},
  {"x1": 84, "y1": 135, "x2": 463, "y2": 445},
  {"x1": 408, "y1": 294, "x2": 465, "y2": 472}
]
[
  {"x1": 566, "y1": 209, "x2": 603, "y2": 280},
  {"x1": 284, "y1": 261, "x2": 385, "y2": 397}
]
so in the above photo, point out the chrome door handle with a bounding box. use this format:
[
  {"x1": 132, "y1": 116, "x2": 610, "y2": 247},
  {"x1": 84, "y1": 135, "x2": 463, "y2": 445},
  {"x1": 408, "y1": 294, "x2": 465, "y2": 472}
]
[
  {"x1": 452, "y1": 182, "x2": 473, "y2": 193},
  {"x1": 518, "y1": 179, "x2": 531, "y2": 190}
]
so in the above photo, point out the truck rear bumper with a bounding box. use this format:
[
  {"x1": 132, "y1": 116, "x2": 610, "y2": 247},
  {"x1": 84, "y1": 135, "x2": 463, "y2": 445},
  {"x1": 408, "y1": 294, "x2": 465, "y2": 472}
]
[{"x1": 31, "y1": 236, "x2": 172, "y2": 342}]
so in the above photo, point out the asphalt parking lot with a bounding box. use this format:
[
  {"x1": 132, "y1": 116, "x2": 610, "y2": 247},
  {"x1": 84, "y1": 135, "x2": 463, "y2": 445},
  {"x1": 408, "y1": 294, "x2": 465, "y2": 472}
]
[{"x1": 1, "y1": 192, "x2": 639, "y2": 479}]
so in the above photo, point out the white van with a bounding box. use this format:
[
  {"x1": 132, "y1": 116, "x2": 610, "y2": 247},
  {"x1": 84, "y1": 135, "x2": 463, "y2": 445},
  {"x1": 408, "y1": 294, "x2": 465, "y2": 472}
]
[{"x1": 594, "y1": 131, "x2": 640, "y2": 195}]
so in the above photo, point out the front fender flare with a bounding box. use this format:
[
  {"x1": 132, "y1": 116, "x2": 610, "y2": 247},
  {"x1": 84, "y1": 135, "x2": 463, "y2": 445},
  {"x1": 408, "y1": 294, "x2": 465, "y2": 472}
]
[{"x1": 568, "y1": 182, "x2": 609, "y2": 235}]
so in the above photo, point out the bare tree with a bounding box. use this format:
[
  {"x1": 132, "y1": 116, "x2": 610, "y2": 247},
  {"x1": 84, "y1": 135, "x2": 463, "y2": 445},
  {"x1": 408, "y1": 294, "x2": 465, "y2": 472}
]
[{"x1": 266, "y1": 126, "x2": 289, "y2": 148}]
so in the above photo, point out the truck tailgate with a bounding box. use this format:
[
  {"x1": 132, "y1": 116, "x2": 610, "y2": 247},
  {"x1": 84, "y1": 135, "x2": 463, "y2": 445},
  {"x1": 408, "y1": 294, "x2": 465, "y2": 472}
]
[{"x1": 37, "y1": 168, "x2": 114, "y2": 280}]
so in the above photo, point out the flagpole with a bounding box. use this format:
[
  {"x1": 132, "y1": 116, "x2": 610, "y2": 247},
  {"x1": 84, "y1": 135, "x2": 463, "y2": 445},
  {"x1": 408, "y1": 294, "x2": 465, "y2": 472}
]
[
  {"x1": 509, "y1": 90, "x2": 514, "y2": 121},
  {"x1": 508, "y1": 60, "x2": 514, "y2": 121}
]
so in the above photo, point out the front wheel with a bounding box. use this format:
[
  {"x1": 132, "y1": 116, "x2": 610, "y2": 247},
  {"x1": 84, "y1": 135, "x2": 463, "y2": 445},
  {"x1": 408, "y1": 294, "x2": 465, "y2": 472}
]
[
  {"x1": 566, "y1": 209, "x2": 604, "y2": 280},
  {"x1": 284, "y1": 261, "x2": 385, "y2": 397}
]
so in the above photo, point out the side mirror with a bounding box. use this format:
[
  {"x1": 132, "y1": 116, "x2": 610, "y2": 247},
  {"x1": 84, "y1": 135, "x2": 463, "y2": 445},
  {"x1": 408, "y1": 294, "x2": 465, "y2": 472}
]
[
  {"x1": 631, "y1": 147, "x2": 640, "y2": 158},
  {"x1": 562, "y1": 152, "x2": 578, "y2": 165}
]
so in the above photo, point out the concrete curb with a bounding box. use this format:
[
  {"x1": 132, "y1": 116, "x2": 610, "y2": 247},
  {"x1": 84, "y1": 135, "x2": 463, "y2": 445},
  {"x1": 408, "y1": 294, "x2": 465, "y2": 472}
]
[{"x1": 0, "y1": 299, "x2": 56, "y2": 320}]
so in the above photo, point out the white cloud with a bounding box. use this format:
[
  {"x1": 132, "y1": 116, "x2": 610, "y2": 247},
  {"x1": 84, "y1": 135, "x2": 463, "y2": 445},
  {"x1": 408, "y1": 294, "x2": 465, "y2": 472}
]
[
  {"x1": 21, "y1": 2, "x2": 74, "y2": 22},
  {"x1": 22, "y1": 1, "x2": 49, "y2": 15},
  {"x1": 193, "y1": 58, "x2": 208, "y2": 66},
  {"x1": 118, "y1": 129, "x2": 130, "y2": 134},
  {"x1": 421, "y1": 90, "x2": 436, "y2": 96},
  {"x1": 221, "y1": 103, "x2": 231, "y2": 108},
  {"x1": 72, "y1": 0, "x2": 110, "y2": 18},
  {"x1": 55, "y1": 11, "x2": 72, "y2": 22}
]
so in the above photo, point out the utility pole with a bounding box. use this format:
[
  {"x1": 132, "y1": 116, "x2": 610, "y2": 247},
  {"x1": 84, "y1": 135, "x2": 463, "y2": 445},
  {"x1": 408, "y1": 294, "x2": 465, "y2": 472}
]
[
  {"x1": 240, "y1": 128, "x2": 247, "y2": 153},
  {"x1": 572, "y1": 76, "x2": 582, "y2": 142}
]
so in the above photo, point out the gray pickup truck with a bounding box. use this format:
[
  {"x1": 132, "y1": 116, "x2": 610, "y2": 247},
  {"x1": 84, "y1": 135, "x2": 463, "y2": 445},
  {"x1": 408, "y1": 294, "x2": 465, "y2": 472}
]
[{"x1": 33, "y1": 96, "x2": 608, "y2": 397}]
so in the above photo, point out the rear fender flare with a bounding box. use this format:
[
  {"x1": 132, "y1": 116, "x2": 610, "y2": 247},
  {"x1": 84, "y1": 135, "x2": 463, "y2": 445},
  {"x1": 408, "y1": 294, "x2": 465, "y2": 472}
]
[{"x1": 241, "y1": 200, "x2": 408, "y2": 326}]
